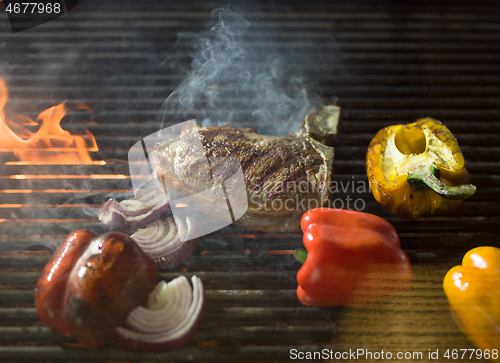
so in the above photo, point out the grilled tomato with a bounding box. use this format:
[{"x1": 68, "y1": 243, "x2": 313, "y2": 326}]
[{"x1": 35, "y1": 230, "x2": 158, "y2": 348}]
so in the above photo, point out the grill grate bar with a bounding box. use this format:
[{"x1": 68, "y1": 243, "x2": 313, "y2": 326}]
[
  {"x1": 0, "y1": 306, "x2": 343, "y2": 323},
  {"x1": 0, "y1": 345, "x2": 345, "y2": 362},
  {"x1": 0, "y1": 289, "x2": 302, "y2": 305},
  {"x1": 0, "y1": 271, "x2": 299, "y2": 287},
  {"x1": 0, "y1": 325, "x2": 342, "y2": 343}
]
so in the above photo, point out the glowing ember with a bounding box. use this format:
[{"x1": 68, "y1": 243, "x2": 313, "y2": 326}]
[{"x1": 0, "y1": 78, "x2": 98, "y2": 164}]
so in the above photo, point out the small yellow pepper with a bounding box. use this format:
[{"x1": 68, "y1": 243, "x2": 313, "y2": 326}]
[
  {"x1": 443, "y1": 247, "x2": 500, "y2": 362},
  {"x1": 366, "y1": 118, "x2": 476, "y2": 219}
]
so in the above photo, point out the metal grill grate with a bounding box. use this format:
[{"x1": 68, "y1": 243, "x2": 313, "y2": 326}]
[{"x1": 1, "y1": 1, "x2": 499, "y2": 361}]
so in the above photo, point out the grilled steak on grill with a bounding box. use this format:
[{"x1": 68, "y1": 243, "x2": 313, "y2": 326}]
[{"x1": 155, "y1": 106, "x2": 339, "y2": 232}]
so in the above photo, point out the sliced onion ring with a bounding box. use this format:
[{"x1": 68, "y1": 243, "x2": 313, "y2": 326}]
[
  {"x1": 131, "y1": 218, "x2": 198, "y2": 270},
  {"x1": 115, "y1": 276, "x2": 205, "y2": 353},
  {"x1": 99, "y1": 189, "x2": 170, "y2": 234}
]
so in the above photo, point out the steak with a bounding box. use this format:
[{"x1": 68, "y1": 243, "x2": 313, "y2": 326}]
[{"x1": 155, "y1": 105, "x2": 339, "y2": 232}]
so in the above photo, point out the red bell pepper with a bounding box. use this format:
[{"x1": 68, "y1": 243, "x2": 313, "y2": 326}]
[{"x1": 296, "y1": 208, "x2": 413, "y2": 306}]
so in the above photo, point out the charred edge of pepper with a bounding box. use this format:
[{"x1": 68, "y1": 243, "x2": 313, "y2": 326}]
[
  {"x1": 294, "y1": 249, "x2": 308, "y2": 264},
  {"x1": 407, "y1": 164, "x2": 476, "y2": 200}
]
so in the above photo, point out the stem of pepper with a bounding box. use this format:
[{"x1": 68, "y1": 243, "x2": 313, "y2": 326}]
[
  {"x1": 294, "y1": 249, "x2": 308, "y2": 264},
  {"x1": 407, "y1": 164, "x2": 476, "y2": 200}
]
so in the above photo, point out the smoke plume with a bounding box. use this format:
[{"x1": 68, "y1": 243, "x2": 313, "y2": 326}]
[{"x1": 158, "y1": 6, "x2": 328, "y2": 135}]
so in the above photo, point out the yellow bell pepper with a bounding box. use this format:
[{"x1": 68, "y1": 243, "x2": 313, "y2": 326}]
[
  {"x1": 443, "y1": 247, "x2": 500, "y2": 362},
  {"x1": 366, "y1": 118, "x2": 476, "y2": 219}
]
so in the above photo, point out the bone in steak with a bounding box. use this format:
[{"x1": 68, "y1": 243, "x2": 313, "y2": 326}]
[{"x1": 155, "y1": 106, "x2": 339, "y2": 232}]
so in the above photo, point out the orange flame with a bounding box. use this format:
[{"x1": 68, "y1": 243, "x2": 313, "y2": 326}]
[{"x1": 0, "y1": 78, "x2": 98, "y2": 164}]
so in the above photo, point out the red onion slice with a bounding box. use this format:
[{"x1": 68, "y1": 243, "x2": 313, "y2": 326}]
[
  {"x1": 131, "y1": 218, "x2": 198, "y2": 270},
  {"x1": 99, "y1": 189, "x2": 170, "y2": 234},
  {"x1": 115, "y1": 276, "x2": 205, "y2": 353}
]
